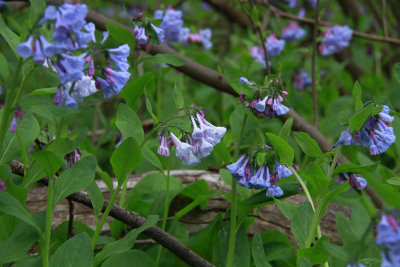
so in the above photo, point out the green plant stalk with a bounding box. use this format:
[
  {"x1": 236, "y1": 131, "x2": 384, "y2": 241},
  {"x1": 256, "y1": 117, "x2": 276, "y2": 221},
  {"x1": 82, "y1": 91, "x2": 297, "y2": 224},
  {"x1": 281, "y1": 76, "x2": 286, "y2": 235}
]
[
  {"x1": 226, "y1": 114, "x2": 248, "y2": 267},
  {"x1": 156, "y1": 157, "x2": 171, "y2": 266},
  {"x1": 305, "y1": 145, "x2": 343, "y2": 248},
  {"x1": 43, "y1": 175, "x2": 54, "y2": 267},
  {"x1": 92, "y1": 182, "x2": 122, "y2": 247},
  {"x1": 16, "y1": 130, "x2": 29, "y2": 178}
]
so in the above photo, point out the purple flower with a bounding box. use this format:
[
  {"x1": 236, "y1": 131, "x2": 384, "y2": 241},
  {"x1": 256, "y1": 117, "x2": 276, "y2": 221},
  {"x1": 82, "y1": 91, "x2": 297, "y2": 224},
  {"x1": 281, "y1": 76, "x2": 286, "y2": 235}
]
[
  {"x1": 155, "y1": 8, "x2": 184, "y2": 42},
  {"x1": 319, "y1": 25, "x2": 353, "y2": 56},
  {"x1": 266, "y1": 185, "x2": 284, "y2": 197},
  {"x1": 266, "y1": 34, "x2": 286, "y2": 57},
  {"x1": 0, "y1": 178, "x2": 6, "y2": 191},
  {"x1": 65, "y1": 149, "x2": 81, "y2": 168},
  {"x1": 239, "y1": 77, "x2": 254, "y2": 86},
  {"x1": 285, "y1": 0, "x2": 298, "y2": 8},
  {"x1": 282, "y1": 22, "x2": 306, "y2": 41},
  {"x1": 158, "y1": 135, "x2": 170, "y2": 157},
  {"x1": 17, "y1": 36, "x2": 34, "y2": 58},
  {"x1": 293, "y1": 70, "x2": 312, "y2": 90},
  {"x1": 55, "y1": 53, "x2": 87, "y2": 84}
]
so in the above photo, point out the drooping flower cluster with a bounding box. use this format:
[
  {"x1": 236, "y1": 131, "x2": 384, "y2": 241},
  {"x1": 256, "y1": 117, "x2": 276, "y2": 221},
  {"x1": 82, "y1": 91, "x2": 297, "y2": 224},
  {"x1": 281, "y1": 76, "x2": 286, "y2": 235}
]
[
  {"x1": 239, "y1": 77, "x2": 290, "y2": 118},
  {"x1": 293, "y1": 69, "x2": 312, "y2": 90},
  {"x1": 154, "y1": 7, "x2": 213, "y2": 50},
  {"x1": 282, "y1": 22, "x2": 306, "y2": 41},
  {"x1": 335, "y1": 105, "x2": 396, "y2": 155},
  {"x1": 132, "y1": 12, "x2": 165, "y2": 51},
  {"x1": 319, "y1": 25, "x2": 353, "y2": 56},
  {"x1": 157, "y1": 110, "x2": 226, "y2": 166},
  {"x1": 17, "y1": 3, "x2": 131, "y2": 108},
  {"x1": 376, "y1": 214, "x2": 400, "y2": 266},
  {"x1": 251, "y1": 34, "x2": 285, "y2": 67},
  {"x1": 227, "y1": 145, "x2": 293, "y2": 197}
]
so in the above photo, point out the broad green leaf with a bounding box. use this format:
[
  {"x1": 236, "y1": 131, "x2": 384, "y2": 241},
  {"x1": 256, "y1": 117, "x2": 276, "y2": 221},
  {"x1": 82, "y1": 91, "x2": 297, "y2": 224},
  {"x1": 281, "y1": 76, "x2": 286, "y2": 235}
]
[
  {"x1": 24, "y1": 161, "x2": 46, "y2": 187},
  {"x1": 274, "y1": 198, "x2": 298, "y2": 220},
  {"x1": 94, "y1": 215, "x2": 158, "y2": 266},
  {"x1": 46, "y1": 138, "x2": 79, "y2": 158},
  {"x1": 50, "y1": 233, "x2": 93, "y2": 267},
  {"x1": 279, "y1": 117, "x2": 293, "y2": 141},
  {"x1": 141, "y1": 54, "x2": 186, "y2": 66},
  {"x1": 297, "y1": 236, "x2": 329, "y2": 265},
  {"x1": 291, "y1": 201, "x2": 313, "y2": 248},
  {"x1": 335, "y1": 212, "x2": 357, "y2": 244},
  {"x1": 0, "y1": 15, "x2": 20, "y2": 56},
  {"x1": 102, "y1": 250, "x2": 155, "y2": 267},
  {"x1": 304, "y1": 163, "x2": 329, "y2": 194},
  {"x1": 0, "y1": 191, "x2": 40, "y2": 231},
  {"x1": 252, "y1": 234, "x2": 272, "y2": 267},
  {"x1": 224, "y1": 67, "x2": 252, "y2": 95},
  {"x1": 386, "y1": 177, "x2": 400, "y2": 185},
  {"x1": 332, "y1": 162, "x2": 379, "y2": 177},
  {"x1": 352, "y1": 81, "x2": 363, "y2": 111},
  {"x1": 121, "y1": 73, "x2": 155, "y2": 109},
  {"x1": 106, "y1": 23, "x2": 135, "y2": 49},
  {"x1": 86, "y1": 181, "x2": 104, "y2": 217},
  {"x1": 298, "y1": 257, "x2": 312, "y2": 267},
  {"x1": 110, "y1": 137, "x2": 142, "y2": 183},
  {"x1": 0, "y1": 53, "x2": 9, "y2": 81},
  {"x1": 28, "y1": 87, "x2": 58, "y2": 96},
  {"x1": 32, "y1": 150, "x2": 63, "y2": 178},
  {"x1": 294, "y1": 132, "x2": 323, "y2": 158},
  {"x1": 348, "y1": 103, "x2": 374, "y2": 132},
  {"x1": 115, "y1": 103, "x2": 144, "y2": 142},
  {"x1": 241, "y1": 182, "x2": 300, "y2": 206},
  {"x1": 323, "y1": 242, "x2": 349, "y2": 261},
  {"x1": 173, "y1": 83, "x2": 184, "y2": 109},
  {"x1": 142, "y1": 145, "x2": 163, "y2": 171},
  {"x1": 53, "y1": 156, "x2": 96, "y2": 206},
  {"x1": 266, "y1": 133, "x2": 294, "y2": 166}
]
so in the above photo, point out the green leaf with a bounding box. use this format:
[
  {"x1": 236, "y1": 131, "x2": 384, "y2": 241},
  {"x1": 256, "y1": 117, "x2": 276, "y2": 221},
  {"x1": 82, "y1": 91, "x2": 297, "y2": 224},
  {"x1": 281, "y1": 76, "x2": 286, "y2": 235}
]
[
  {"x1": 121, "y1": 73, "x2": 155, "y2": 109},
  {"x1": 304, "y1": 163, "x2": 329, "y2": 194},
  {"x1": 335, "y1": 212, "x2": 357, "y2": 244},
  {"x1": 142, "y1": 54, "x2": 186, "y2": 66},
  {"x1": 142, "y1": 145, "x2": 163, "y2": 171},
  {"x1": 53, "y1": 156, "x2": 96, "y2": 206},
  {"x1": 115, "y1": 103, "x2": 144, "y2": 143},
  {"x1": 32, "y1": 150, "x2": 63, "y2": 178},
  {"x1": 332, "y1": 162, "x2": 379, "y2": 177},
  {"x1": 274, "y1": 198, "x2": 298, "y2": 220},
  {"x1": 240, "y1": 182, "x2": 300, "y2": 206},
  {"x1": 28, "y1": 0, "x2": 45, "y2": 28},
  {"x1": 252, "y1": 234, "x2": 272, "y2": 267},
  {"x1": 173, "y1": 83, "x2": 184, "y2": 109},
  {"x1": 224, "y1": 67, "x2": 252, "y2": 95},
  {"x1": 0, "y1": 191, "x2": 40, "y2": 231},
  {"x1": 352, "y1": 81, "x2": 363, "y2": 111},
  {"x1": 0, "y1": 15, "x2": 20, "y2": 57},
  {"x1": 0, "y1": 53, "x2": 9, "y2": 81},
  {"x1": 102, "y1": 250, "x2": 156, "y2": 267},
  {"x1": 106, "y1": 23, "x2": 135, "y2": 49},
  {"x1": 46, "y1": 138, "x2": 79, "y2": 158},
  {"x1": 348, "y1": 103, "x2": 374, "y2": 132},
  {"x1": 386, "y1": 177, "x2": 400, "y2": 185},
  {"x1": 291, "y1": 201, "x2": 313, "y2": 248},
  {"x1": 279, "y1": 117, "x2": 293, "y2": 141},
  {"x1": 266, "y1": 133, "x2": 294, "y2": 166},
  {"x1": 323, "y1": 242, "x2": 349, "y2": 261},
  {"x1": 144, "y1": 91, "x2": 158, "y2": 125},
  {"x1": 297, "y1": 236, "x2": 329, "y2": 265},
  {"x1": 86, "y1": 181, "x2": 104, "y2": 217},
  {"x1": 27, "y1": 87, "x2": 58, "y2": 96},
  {"x1": 110, "y1": 137, "x2": 142, "y2": 183},
  {"x1": 294, "y1": 132, "x2": 323, "y2": 158},
  {"x1": 94, "y1": 215, "x2": 158, "y2": 266},
  {"x1": 50, "y1": 233, "x2": 93, "y2": 267}
]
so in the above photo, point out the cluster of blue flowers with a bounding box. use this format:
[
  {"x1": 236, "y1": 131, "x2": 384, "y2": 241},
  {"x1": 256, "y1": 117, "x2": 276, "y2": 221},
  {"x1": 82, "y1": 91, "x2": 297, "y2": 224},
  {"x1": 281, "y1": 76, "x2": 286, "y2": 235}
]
[
  {"x1": 17, "y1": 3, "x2": 131, "y2": 108},
  {"x1": 227, "y1": 146, "x2": 293, "y2": 197},
  {"x1": 154, "y1": 7, "x2": 212, "y2": 50},
  {"x1": 251, "y1": 34, "x2": 285, "y2": 68},
  {"x1": 335, "y1": 105, "x2": 396, "y2": 156},
  {"x1": 282, "y1": 21, "x2": 306, "y2": 41},
  {"x1": 319, "y1": 25, "x2": 353, "y2": 56},
  {"x1": 158, "y1": 110, "x2": 226, "y2": 166},
  {"x1": 132, "y1": 12, "x2": 164, "y2": 50},
  {"x1": 293, "y1": 69, "x2": 312, "y2": 90},
  {"x1": 376, "y1": 214, "x2": 400, "y2": 266},
  {"x1": 239, "y1": 77, "x2": 290, "y2": 118}
]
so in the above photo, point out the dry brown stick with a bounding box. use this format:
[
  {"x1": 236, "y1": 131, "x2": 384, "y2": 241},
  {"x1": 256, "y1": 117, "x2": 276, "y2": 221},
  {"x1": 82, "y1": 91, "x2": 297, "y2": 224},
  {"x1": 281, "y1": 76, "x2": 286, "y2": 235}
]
[
  {"x1": 67, "y1": 199, "x2": 75, "y2": 239},
  {"x1": 9, "y1": 160, "x2": 215, "y2": 267}
]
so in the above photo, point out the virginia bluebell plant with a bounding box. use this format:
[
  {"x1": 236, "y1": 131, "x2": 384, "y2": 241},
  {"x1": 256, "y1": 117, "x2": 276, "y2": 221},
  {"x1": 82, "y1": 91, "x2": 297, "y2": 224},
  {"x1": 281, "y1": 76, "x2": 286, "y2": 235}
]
[
  {"x1": 319, "y1": 25, "x2": 353, "y2": 56},
  {"x1": 293, "y1": 69, "x2": 312, "y2": 90},
  {"x1": 157, "y1": 109, "x2": 226, "y2": 166},
  {"x1": 154, "y1": 7, "x2": 212, "y2": 49},
  {"x1": 282, "y1": 22, "x2": 306, "y2": 41},
  {"x1": 251, "y1": 34, "x2": 285, "y2": 67},
  {"x1": 239, "y1": 77, "x2": 290, "y2": 117},
  {"x1": 227, "y1": 145, "x2": 293, "y2": 197},
  {"x1": 335, "y1": 105, "x2": 396, "y2": 155},
  {"x1": 376, "y1": 214, "x2": 400, "y2": 266}
]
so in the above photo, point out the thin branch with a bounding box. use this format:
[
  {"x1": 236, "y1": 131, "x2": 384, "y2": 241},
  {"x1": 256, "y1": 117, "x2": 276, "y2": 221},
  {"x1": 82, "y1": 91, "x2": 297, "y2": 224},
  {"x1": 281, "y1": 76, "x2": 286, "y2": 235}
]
[
  {"x1": 9, "y1": 161, "x2": 214, "y2": 267},
  {"x1": 239, "y1": 0, "x2": 271, "y2": 75},
  {"x1": 311, "y1": 0, "x2": 320, "y2": 127}
]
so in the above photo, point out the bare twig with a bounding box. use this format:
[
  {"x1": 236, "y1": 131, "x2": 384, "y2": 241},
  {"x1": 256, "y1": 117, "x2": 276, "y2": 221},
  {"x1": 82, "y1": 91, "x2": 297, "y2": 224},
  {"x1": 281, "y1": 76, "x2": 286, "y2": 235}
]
[
  {"x1": 311, "y1": 0, "x2": 320, "y2": 127},
  {"x1": 67, "y1": 199, "x2": 75, "y2": 239}
]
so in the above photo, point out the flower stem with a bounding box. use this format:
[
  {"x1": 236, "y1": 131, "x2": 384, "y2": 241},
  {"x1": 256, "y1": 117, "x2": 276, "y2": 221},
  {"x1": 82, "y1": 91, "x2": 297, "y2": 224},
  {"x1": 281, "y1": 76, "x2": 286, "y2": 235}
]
[
  {"x1": 92, "y1": 182, "x2": 122, "y2": 248},
  {"x1": 43, "y1": 175, "x2": 54, "y2": 267},
  {"x1": 155, "y1": 157, "x2": 171, "y2": 266},
  {"x1": 226, "y1": 113, "x2": 248, "y2": 267}
]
